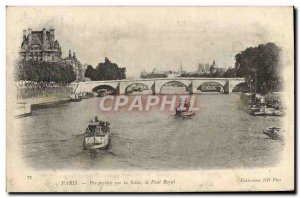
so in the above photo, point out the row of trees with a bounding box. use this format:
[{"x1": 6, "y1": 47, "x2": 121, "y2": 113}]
[
  {"x1": 235, "y1": 42, "x2": 282, "y2": 93},
  {"x1": 16, "y1": 60, "x2": 76, "y2": 86},
  {"x1": 85, "y1": 57, "x2": 126, "y2": 81}
]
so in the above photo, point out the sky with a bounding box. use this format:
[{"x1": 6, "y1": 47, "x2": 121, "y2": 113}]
[{"x1": 7, "y1": 7, "x2": 293, "y2": 78}]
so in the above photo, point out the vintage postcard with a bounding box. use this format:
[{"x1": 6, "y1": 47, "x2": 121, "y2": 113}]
[{"x1": 6, "y1": 7, "x2": 294, "y2": 192}]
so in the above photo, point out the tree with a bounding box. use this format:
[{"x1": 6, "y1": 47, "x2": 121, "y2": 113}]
[
  {"x1": 234, "y1": 42, "x2": 281, "y2": 93},
  {"x1": 87, "y1": 57, "x2": 126, "y2": 81},
  {"x1": 223, "y1": 68, "x2": 236, "y2": 78},
  {"x1": 16, "y1": 60, "x2": 76, "y2": 86},
  {"x1": 84, "y1": 65, "x2": 97, "y2": 81},
  {"x1": 58, "y1": 62, "x2": 76, "y2": 84}
]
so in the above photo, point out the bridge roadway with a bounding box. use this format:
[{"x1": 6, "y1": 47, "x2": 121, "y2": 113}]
[{"x1": 71, "y1": 78, "x2": 246, "y2": 95}]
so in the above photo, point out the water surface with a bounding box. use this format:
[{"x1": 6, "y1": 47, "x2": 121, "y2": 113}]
[{"x1": 17, "y1": 93, "x2": 283, "y2": 170}]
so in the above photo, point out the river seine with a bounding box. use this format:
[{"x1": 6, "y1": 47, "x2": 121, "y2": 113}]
[{"x1": 17, "y1": 93, "x2": 283, "y2": 170}]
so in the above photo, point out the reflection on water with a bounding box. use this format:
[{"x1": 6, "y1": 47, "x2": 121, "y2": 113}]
[{"x1": 17, "y1": 93, "x2": 283, "y2": 170}]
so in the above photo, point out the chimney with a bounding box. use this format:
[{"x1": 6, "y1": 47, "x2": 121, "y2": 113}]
[
  {"x1": 69, "y1": 50, "x2": 72, "y2": 58},
  {"x1": 28, "y1": 28, "x2": 32, "y2": 46},
  {"x1": 73, "y1": 52, "x2": 76, "y2": 59},
  {"x1": 49, "y1": 27, "x2": 55, "y2": 42},
  {"x1": 23, "y1": 29, "x2": 27, "y2": 42},
  {"x1": 42, "y1": 28, "x2": 46, "y2": 47}
]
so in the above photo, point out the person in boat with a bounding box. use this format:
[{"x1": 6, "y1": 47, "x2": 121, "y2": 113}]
[
  {"x1": 88, "y1": 122, "x2": 97, "y2": 135},
  {"x1": 184, "y1": 100, "x2": 190, "y2": 109},
  {"x1": 85, "y1": 128, "x2": 91, "y2": 136},
  {"x1": 95, "y1": 125, "x2": 102, "y2": 135},
  {"x1": 99, "y1": 121, "x2": 110, "y2": 133},
  {"x1": 176, "y1": 99, "x2": 190, "y2": 116}
]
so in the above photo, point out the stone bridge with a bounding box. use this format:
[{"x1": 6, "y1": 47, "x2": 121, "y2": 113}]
[{"x1": 71, "y1": 78, "x2": 246, "y2": 94}]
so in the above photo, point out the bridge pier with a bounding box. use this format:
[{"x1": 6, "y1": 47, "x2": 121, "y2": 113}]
[
  {"x1": 188, "y1": 83, "x2": 193, "y2": 94},
  {"x1": 151, "y1": 84, "x2": 156, "y2": 95},
  {"x1": 119, "y1": 83, "x2": 126, "y2": 95},
  {"x1": 223, "y1": 80, "x2": 230, "y2": 94}
]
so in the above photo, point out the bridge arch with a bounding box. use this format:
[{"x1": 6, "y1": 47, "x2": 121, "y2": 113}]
[
  {"x1": 124, "y1": 82, "x2": 150, "y2": 95},
  {"x1": 92, "y1": 84, "x2": 117, "y2": 95},
  {"x1": 232, "y1": 82, "x2": 250, "y2": 92},
  {"x1": 197, "y1": 81, "x2": 225, "y2": 93},
  {"x1": 159, "y1": 80, "x2": 190, "y2": 94}
]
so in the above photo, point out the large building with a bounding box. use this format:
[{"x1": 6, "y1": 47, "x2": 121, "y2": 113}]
[
  {"x1": 19, "y1": 27, "x2": 62, "y2": 62},
  {"x1": 62, "y1": 50, "x2": 87, "y2": 82},
  {"x1": 19, "y1": 27, "x2": 87, "y2": 81}
]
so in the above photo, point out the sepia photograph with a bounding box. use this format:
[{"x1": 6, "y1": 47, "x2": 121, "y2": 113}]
[{"x1": 6, "y1": 6, "x2": 294, "y2": 192}]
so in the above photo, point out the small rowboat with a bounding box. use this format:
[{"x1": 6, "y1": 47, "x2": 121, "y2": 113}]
[
  {"x1": 175, "y1": 101, "x2": 195, "y2": 118},
  {"x1": 263, "y1": 127, "x2": 284, "y2": 141}
]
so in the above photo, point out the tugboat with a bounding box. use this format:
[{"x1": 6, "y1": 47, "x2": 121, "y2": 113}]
[
  {"x1": 175, "y1": 100, "x2": 195, "y2": 118},
  {"x1": 263, "y1": 127, "x2": 284, "y2": 141},
  {"x1": 83, "y1": 116, "x2": 110, "y2": 150}
]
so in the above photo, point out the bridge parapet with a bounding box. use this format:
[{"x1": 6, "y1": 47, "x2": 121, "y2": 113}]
[{"x1": 74, "y1": 78, "x2": 245, "y2": 94}]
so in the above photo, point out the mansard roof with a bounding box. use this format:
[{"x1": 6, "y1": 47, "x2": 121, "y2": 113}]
[{"x1": 20, "y1": 29, "x2": 61, "y2": 52}]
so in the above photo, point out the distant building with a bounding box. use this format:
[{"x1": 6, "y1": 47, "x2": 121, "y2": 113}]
[
  {"x1": 19, "y1": 27, "x2": 62, "y2": 62},
  {"x1": 210, "y1": 60, "x2": 226, "y2": 74},
  {"x1": 205, "y1": 63, "x2": 210, "y2": 71},
  {"x1": 62, "y1": 50, "x2": 87, "y2": 81},
  {"x1": 152, "y1": 68, "x2": 167, "y2": 75},
  {"x1": 140, "y1": 66, "x2": 182, "y2": 79},
  {"x1": 198, "y1": 63, "x2": 204, "y2": 72},
  {"x1": 197, "y1": 63, "x2": 210, "y2": 75}
]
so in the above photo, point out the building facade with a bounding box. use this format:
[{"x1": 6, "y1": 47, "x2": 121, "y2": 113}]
[
  {"x1": 19, "y1": 27, "x2": 62, "y2": 62},
  {"x1": 62, "y1": 50, "x2": 87, "y2": 81}
]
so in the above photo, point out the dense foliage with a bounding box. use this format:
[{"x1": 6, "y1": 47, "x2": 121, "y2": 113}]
[
  {"x1": 235, "y1": 43, "x2": 282, "y2": 93},
  {"x1": 85, "y1": 65, "x2": 98, "y2": 81},
  {"x1": 16, "y1": 60, "x2": 76, "y2": 85},
  {"x1": 84, "y1": 57, "x2": 126, "y2": 81}
]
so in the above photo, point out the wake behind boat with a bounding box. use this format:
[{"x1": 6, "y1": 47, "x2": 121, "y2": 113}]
[{"x1": 83, "y1": 117, "x2": 110, "y2": 150}]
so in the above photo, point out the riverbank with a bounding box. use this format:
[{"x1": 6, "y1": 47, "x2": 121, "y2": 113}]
[
  {"x1": 239, "y1": 92, "x2": 284, "y2": 116},
  {"x1": 15, "y1": 95, "x2": 70, "y2": 117}
]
